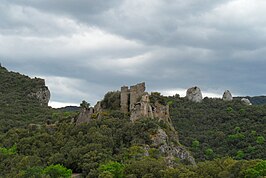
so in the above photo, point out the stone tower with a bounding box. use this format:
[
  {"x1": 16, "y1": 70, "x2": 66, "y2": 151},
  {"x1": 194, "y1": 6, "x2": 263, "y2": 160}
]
[
  {"x1": 120, "y1": 82, "x2": 146, "y2": 113},
  {"x1": 121, "y1": 86, "x2": 130, "y2": 113},
  {"x1": 129, "y1": 82, "x2": 146, "y2": 110}
]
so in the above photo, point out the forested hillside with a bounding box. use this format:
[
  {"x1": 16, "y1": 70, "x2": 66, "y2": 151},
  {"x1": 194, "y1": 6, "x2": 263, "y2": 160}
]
[
  {"x1": 0, "y1": 67, "x2": 265, "y2": 178},
  {"x1": 0, "y1": 66, "x2": 53, "y2": 132},
  {"x1": 167, "y1": 95, "x2": 266, "y2": 161},
  {"x1": 235, "y1": 96, "x2": 266, "y2": 105}
]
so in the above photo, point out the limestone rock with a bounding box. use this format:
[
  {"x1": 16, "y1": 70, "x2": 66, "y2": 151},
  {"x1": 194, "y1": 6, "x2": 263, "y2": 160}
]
[
  {"x1": 186, "y1": 86, "x2": 203, "y2": 103},
  {"x1": 130, "y1": 94, "x2": 170, "y2": 123},
  {"x1": 151, "y1": 128, "x2": 196, "y2": 166},
  {"x1": 76, "y1": 107, "x2": 94, "y2": 124},
  {"x1": 241, "y1": 98, "x2": 252, "y2": 105},
  {"x1": 94, "y1": 101, "x2": 102, "y2": 113},
  {"x1": 223, "y1": 90, "x2": 233, "y2": 101},
  {"x1": 130, "y1": 94, "x2": 154, "y2": 122},
  {"x1": 29, "y1": 86, "x2": 50, "y2": 105}
]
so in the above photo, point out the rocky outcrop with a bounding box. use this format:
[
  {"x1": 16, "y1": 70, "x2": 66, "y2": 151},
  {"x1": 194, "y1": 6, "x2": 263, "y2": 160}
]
[
  {"x1": 94, "y1": 101, "x2": 102, "y2": 113},
  {"x1": 76, "y1": 107, "x2": 94, "y2": 124},
  {"x1": 28, "y1": 86, "x2": 50, "y2": 105},
  {"x1": 151, "y1": 128, "x2": 196, "y2": 166},
  {"x1": 186, "y1": 86, "x2": 203, "y2": 103},
  {"x1": 27, "y1": 78, "x2": 50, "y2": 105},
  {"x1": 130, "y1": 94, "x2": 155, "y2": 122},
  {"x1": 223, "y1": 90, "x2": 233, "y2": 101},
  {"x1": 241, "y1": 98, "x2": 252, "y2": 105},
  {"x1": 74, "y1": 82, "x2": 194, "y2": 166}
]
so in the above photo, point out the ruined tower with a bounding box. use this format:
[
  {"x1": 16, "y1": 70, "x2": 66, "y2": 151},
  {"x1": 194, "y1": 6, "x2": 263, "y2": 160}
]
[
  {"x1": 129, "y1": 82, "x2": 146, "y2": 110},
  {"x1": 121, "y1": 86, "x2": 130, "y2": 113},
  {"x1": 120, "y1": 82, "x2": 146, "y2": 113}
]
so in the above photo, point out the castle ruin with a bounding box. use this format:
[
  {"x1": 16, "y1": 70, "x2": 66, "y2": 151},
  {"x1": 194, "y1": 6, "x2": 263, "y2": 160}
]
[
  {"x1": 120, "y1": 82, "x2": 170, "y2": 123},
  {"x1": 121, "y1": 82, "x2": 146, "y2": 113}
]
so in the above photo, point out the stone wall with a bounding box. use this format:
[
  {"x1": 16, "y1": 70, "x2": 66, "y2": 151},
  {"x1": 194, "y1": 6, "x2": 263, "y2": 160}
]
[
  {"x1": 121, "y1": 86, "x2": 130, "y2": 113},
  {"x1": 129, "y1": 82, "x2": 145, "y2": 110},
  {"x1": 120, "y1": 82, "x2": 146, "y2": 113}
]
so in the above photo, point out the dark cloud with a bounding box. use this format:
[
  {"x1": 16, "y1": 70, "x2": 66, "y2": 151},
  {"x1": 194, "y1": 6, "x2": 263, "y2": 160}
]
[{"x1": 1, "y1": 0, "x2": 266, "y2": 107}]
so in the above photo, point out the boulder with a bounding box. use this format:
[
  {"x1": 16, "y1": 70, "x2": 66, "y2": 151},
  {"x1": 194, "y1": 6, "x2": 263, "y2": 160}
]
[
  {"x1": 223, "y1": 90, "x2": 233, "y2": 101},
  {"x1": 241, "y1": 98, "x2": 252, "y2": 105},
  {"x1": 186, "y1": 86, "x2": 203, "y2": 102}
]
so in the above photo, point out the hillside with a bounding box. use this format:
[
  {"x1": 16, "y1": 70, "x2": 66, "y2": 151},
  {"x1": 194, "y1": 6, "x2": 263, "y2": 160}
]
[
  {"x1": 235, "y1": 96, "x2": 266, "y2": 105},
  {"x1": 167, "y1": 96, "x2": 266, "y2": 161},
  {"x1": 0, "y1": 66, "x2": 53, "y2": 132},
  {"x1": 0, "y1": 66, "x2": 265, "y2": 178}
]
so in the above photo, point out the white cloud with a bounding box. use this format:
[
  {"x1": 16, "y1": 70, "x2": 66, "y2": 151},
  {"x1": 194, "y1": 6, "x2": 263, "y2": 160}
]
[
  {"x1": 49, "y1": 101, "x2": 79, "y2": 108},
  {"x1": 1, "y1": 0, "x2": 266, "y2": 105},
  {"x1": 42, "y1": 76, "x2": 88, "y2": 99},
  {"x1": 159, "y1": 88, "x2": 221, "y2": 98}
]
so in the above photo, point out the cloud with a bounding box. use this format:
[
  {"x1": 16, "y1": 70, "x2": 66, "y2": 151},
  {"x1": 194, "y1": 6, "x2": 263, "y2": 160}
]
[
  {"x1": 48, "y1": 101, "x2": 79, "y2": 108},
  {"x1": 1, "y1": 0, "x2": 266, "y2": 107}
]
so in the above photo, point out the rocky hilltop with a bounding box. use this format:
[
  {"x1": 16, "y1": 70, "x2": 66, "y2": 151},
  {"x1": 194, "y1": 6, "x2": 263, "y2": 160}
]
[
  {"x1": 0, "y1": 66, "x2": 50, "y2": 106},
  {"x1": 0, "y1": 65, "x2": 52, "y2": 131},
  {"x1": 76, "y1": 82, "x2": 196, "y2": 166}
]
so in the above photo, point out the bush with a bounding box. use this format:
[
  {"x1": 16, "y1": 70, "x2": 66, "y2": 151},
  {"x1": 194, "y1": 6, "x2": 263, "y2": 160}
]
[
  {"x1": 99, "y1": 161, "x2": 124, "y2": 178},
  {"x1": 43, "y1": 164, "x2": 72, "y2": 178}
]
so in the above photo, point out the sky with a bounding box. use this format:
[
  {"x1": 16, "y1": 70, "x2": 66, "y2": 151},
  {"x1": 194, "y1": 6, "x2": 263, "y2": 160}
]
[{"x1": 1, "y1": 0, "x2": 266, "y2": 108}]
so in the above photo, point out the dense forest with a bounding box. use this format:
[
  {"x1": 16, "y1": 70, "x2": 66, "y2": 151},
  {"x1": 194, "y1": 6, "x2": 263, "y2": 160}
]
[{"x1": 0, "y1": 66, "x2": 265, "y2": 178}]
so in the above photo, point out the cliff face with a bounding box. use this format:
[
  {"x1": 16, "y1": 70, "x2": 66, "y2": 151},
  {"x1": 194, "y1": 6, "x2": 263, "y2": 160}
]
[
  {"x1": 28, "y1": 78, "x2": 50, "y2": 105},
  {"x1": 0, "y1": 66, "x2": 52, "y2": 131},
  {"x1": 0, "y1": 66, "x2": 50, "y2": 106}
]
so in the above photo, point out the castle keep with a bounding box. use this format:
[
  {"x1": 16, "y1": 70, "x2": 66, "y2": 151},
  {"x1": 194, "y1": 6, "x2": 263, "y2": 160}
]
[{"x1": 120, "y1": 82, "x2": 146, "y2": 113}]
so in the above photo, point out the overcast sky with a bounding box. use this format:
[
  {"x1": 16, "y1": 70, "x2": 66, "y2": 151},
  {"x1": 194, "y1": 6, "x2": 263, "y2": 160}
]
[{"x1": 1, "y1": 0, "x2": 266, "y2": 108}]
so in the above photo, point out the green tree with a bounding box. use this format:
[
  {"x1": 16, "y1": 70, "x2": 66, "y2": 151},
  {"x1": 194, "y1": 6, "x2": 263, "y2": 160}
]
[
  {"x1": 236, "y1": 150, "x2": 245, "y2": 159},
  {"x1": 0, "y1": 145, "x2": 17, "y2": 155},
  {"x1": 256, "y1": 136, "x2": 265, "y2": 144},
  {"x1": 99, "y1": 161, "x2": 124, "y2": 178},
  {"x1": 205, "y1": 148, "x2": 214, "y2": 159},
  {"x1": 80, "y1": 100, "x2": 90, "y2": 109},
  {"x1": 18, "y1": 167, "x2": 43, "y2": 178},
  {"x1": 192, "y1": 140, "x2": 200, "y2": 149},
  {"x1": 43, "y1": 164, "x2": 72, "y2": 178},
  {"x1": 244, "y1": 161, "x2": 266, "y2": 178}
]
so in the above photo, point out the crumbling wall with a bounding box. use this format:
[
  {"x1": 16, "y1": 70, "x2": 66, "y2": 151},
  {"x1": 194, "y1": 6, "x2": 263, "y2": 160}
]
[
  {"x1": 129, "y1": 82, "x2": 145, "y2": 110},
  {"x1": 121, "y1": 86, "x2": 129, "y2": 113},
  {"x1": 120, "y1": 82, "x2": 146, "y2": 113}
]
